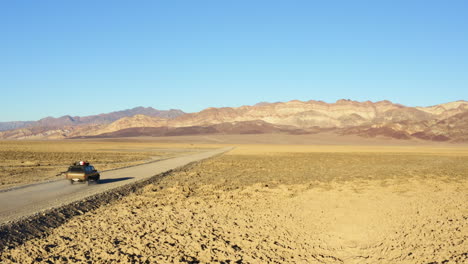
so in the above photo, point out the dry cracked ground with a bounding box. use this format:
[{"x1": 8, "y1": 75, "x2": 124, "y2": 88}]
[
  {"x1": 1, "y1": 145, "x2": 467, "y2": 264},
  {"x1": 0, "y1": 140, "x2": 209, "y2": 190}
]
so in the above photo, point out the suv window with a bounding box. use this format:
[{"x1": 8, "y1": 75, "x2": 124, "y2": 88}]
[{"x1": 69, "y1": 166, "x2": 84, "y2": 172}]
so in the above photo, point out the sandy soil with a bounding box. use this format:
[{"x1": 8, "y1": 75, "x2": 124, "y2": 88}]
[
  {"x1": 0, "y1": 141, "x2": 215, "y2": 190},
  {"x1": 120, "y1": 133, "x2": 468, "y2": 147},
  {"x1": 1, "y1": 145, "x2": 466, "y2": 264}
]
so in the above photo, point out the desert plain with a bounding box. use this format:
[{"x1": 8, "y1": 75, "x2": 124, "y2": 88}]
[
  {"x1": 0, "y1": 135, "x2": 467, "y2": 264},
  {"x1": 0, "y1": 140, "x2": 216, "y2": 190}
]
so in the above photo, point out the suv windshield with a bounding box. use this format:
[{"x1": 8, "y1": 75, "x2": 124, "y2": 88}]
[{"x1": 69, "y1": 166, "x2": 85, "y2": 172}]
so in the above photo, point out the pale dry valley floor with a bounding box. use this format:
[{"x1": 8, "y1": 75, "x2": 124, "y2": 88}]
[
  {"x1": 1, "y1": 143, "x2": 467, "y2": 264},
  {"x1": 0, "y1": 140, "x2": 214, "y2": 190}
]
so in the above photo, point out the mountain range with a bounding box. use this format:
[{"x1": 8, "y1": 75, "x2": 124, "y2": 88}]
[
  {"x1": 0, "y1": 107, "x2": 184, "y2": 131},
  {"x1": 0, "y1": 100, "x2": 467, "y2": 142}
]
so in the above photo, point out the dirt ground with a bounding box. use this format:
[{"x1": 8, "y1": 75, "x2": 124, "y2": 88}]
[
  {"x1": 0, "y1": 140, "x2": 215, "y2": 190},
  {"x1": 1, "y1": 144, "x2": 466, "y2": 263}
]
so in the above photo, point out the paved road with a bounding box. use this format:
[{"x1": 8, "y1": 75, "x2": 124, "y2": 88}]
[{"x1": 0, "y1": 147, "x2": 232, "y2": 224}]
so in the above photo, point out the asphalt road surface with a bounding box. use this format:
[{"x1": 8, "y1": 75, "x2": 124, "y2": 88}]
[{"x1": 0, "y1": 147, "x2": 232, "y2": 224}]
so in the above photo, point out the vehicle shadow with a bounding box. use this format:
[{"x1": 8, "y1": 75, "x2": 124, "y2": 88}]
[{"x1": 99, "y1": 177, "x2": 134, "y2": 184}]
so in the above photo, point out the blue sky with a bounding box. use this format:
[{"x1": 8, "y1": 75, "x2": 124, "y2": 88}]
[{"x1": 1, "y1": 0, "x2": 467, "y2": 121}]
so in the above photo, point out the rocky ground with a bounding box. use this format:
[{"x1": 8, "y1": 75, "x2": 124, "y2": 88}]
[
  {"x1": 1, "y1": 147, "x2": 467, "y2": 263},
  {"x1": 0, "y1": 140, "x2": 208, "y2": 190}
]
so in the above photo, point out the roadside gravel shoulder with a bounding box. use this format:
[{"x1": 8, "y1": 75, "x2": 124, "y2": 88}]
[{"x1": 0, "y1": 147, "x2": 233, "y2": 252}]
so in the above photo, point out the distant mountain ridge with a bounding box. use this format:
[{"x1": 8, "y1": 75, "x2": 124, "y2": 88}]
[
  {"x1": 0, "y1": 121, "x2": 35, "y2": 132},
  {"x1": 0, "y1": 107, "x2": 185, "y2": 131},
  {"x1": 1, "y1": 100, "x2": 467, "y2": 142}
]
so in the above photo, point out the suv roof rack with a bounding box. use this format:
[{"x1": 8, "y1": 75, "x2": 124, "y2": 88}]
[{"x1": 72, "y1": 161, "x2": 90, "y2": 166}]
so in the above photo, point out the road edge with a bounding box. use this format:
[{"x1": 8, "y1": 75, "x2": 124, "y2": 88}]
[{"x1": 0, "y1": 148, "x2": 232, "y2": 254}]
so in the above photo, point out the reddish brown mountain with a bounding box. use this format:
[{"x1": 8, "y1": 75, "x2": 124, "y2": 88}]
[
  {"x1": 81, "y1": 120, "x2": 304, "y2": 138},
  {"x1": 1, "y1": 100, "x2": 467, "y2": 142},
  {"x1": 0, "y1": 107, "x2": 184, "y2": 131}
]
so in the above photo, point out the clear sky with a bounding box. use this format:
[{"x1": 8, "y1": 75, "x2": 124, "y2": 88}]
[{"x1": 1, "y1": 0, "x2": 467, "y2": 121}]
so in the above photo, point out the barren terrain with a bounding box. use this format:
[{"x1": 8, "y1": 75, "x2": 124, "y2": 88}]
[
  {"x1": 2, "y1": 100, "x2": 468, "y2": 142},
  {"x1": 1, "y1": 143, "x2": 466, "y2": 263},
  {"x1": 0, "y1": 140, "x2": 216, "y2": 190}
]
